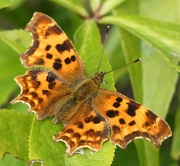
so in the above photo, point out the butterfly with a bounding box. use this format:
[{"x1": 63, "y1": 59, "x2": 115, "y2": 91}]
[{"x1": 11, "y1": 12, "x2": 172, "y2": 156}]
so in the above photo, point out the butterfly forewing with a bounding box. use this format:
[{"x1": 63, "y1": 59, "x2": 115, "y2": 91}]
[{"x1": 21, "y1": 12, "x2": 87, "y2": 83}]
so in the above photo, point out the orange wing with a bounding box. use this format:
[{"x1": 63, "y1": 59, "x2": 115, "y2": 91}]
[
  {"x1": 11, "y1": 69, "x2": 73, "y2": 122},
  {"x1": 52, "y1": 88, "x2": 172, "y2": 156},
  {"x1": 20, "y1": 12, "x2": 87, "y2": 83},
  {"x1": 93, "y1": 89, "x2": 172, "y2": 149},
  {"x1": 54, "y1": 101, "x2": 110, "y2": 156},
  {"x1": 12, "y1": 12, "x2": 88, "y2": 121}
]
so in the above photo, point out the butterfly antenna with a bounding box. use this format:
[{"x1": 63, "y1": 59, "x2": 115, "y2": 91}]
[
  {"x1": 105, "y1": 58, "x2": 141, "y2": 75},
  {"x1": 97, "y1": 25, "x2": 110, "y2": 73}
]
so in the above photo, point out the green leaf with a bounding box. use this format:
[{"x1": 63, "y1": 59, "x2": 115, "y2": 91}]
[
  {"x1": 0, "y1": 30, "x2": 30, "y2": 107},
  {"x1": 0, "y1": 154, "x2": 25, "y2": 166},
  {"x1": 171, "y1": 93, "x2": 180, "y2": 160},
  {"x1": 99, "y1": 0, "x2": 125, "y2": 16},
  {"x1": 139, "y1": 49, "x2": 178, "y2": 166},
  {"x1": 51, "y1": 0, "x2": 89, "y2": 18},
  {"x1": 142, "y1": 49, "x2": 178, "y2": 117},
  {"x1": 100, "y1": 3, "x2": 178, "y2": 166},
  {"x1": 99, "y1": 15, "x2": 180, "y2": 71},
  {"x1": 0, "y1": 30, "x2": 30, "y2": 54},
  {"x1": 0, "y1": 109, "x2": 33, "y2": 162},
  {"x1": 75, "y1": 20, "x2": 115, "y2": 90},
  {"x1": 111, "y1": 0, "x2": 142, "y2": 102},
  {"x1": 29, "y1": 117, "x2": 66, "y2": 165},
  {"x1": 89, "y1": 0, "x2": 101, "y2": 13},
  {"x1": 0, "y1": 41, "x2": 17, "y2": 106},
  {"x1": 119, "y1": 29, "x2": 142, "y2": 101},
  {"x1": 0, "y1": 0, "x2": 22, "y2": 9},
  {"x1": 29, "y1": 20, "x2": 115, "y2": 166}
]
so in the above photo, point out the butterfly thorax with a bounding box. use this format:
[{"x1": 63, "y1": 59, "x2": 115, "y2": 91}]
[{"x1": 74, "y1": 72, "x2": 105, "y2": 101}]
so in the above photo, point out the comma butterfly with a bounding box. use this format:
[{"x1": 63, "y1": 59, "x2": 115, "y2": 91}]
[{"x1": 11, "y1": 12, "x2": 172, "y2": 156}]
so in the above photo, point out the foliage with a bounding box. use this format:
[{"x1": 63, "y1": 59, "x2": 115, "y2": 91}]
[{"x1": 0, "y1": 0, "x2": 179, "y2": 165}]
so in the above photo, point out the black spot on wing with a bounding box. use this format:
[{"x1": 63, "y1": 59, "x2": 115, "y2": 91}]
[
  {"x1": 106, "y1": 110, "x2": 119, "y2": 118},
  {"x1": 74, "y1": 121, "x2": 84, "y2": 129},
  {"x1": 113, "y1": 97, "x2": 122, "y2": 108},
  {"x1": 84, "y1": 114, "x2": 103, "y2": 124},
  {"x1": 128, "y1": 120, "x2": 136, "y2": 126},
  {"x1": 55, "y1": 40, "x2": 72, "y2": 53},
  {"x1": 46, "y1": 53, "x2": 53, "y2": 59},
  {"x1": 85, "y1": 129, "x2": 95, "y2": 137},
  {"x1": 23, "y1": 89, "x2": 29, "y2": 94},
  {"x1": 46, "y1": 72, "x2": 57, "y2": 89},
  {"x1": 33, "y1": 81, "x2": 41, "y2": 89},
  {"x1": 64, "y1": 57, "x2": 71, "y2": 64},
  {"x1": 126, "y1": 102, "x2": 138, "y2": 117},
  {"x1": 42, "y1": 90, "x2": 50, "y2": 95},
  {"x1": 21, "y1": 96, "x2": 29, "y2": 102},
  {"x1": 116, "y1": 97, "x2": 122, "y2": 102},
  {"x1": 119, "y1": 118, "x2": 126, "y2": 124},
  {"x1": 112, "y1": 125, "x2": 121, "y2": 133},
  {"x1": 113, "y1": 102, "x2": 120, "y2": 108},
  {"x1": 53, "y1": 58, "x2": 62, "y2": 70},
  {"x1": 46, "y1": 72, "x2": 56, "y2": 82},
  {"x1": 37, "y1": 97, "x2": 43, "y2": 104},
  {"x1": 78, "y1": 140, "x2": 85, "y2": 145},
  {"x1": 29, "y1": 101, "x2": 35, "y2": 107},
  {"x1": 29, "y1": 69, "x2": 41, "y2": 77},
  {"x1": 146, "y1": 110, "x2": 158, "y2": 121},
  {"x1": 30, "y1": 92, "x2": 38, "y2": 98},
  {"x1": 53, "y1": 62, "x2": 62, "y2": 70},
  {"x1": 46, "y1": 25, "x2": 63, "y2": 35},
  {"x1": 36, "y1": 58, "x2": 45, "y2": 65},
  {"x1": 48, "y1": 82, "x2": 56, "y2": 90},
  {"x1": 64, "y1": 55, "x2": 77, "y2": 65},
  {"x1": 73, "y1": 133, "x2": 81, "y2": 140},
  {"x1": 45, "y1": 44, "x2": 51, "y2": 51},
  {"x1": 71, "y1": 55, "x2": 76, "y2": 61},
  {"x1": 66, "y1": 129, "x2": 74, "y2": 134}
]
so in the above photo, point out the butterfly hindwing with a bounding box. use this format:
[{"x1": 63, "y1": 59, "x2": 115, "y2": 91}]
[
  {"x1": 93, "y1": 89, "x2": 172, "y2": 149},
  {"x1": 54, "y1": 101, "x2": 110, "y2": 156},
  {"x1": 12, "y1": 69, "x2": 73, "y2": 121}
]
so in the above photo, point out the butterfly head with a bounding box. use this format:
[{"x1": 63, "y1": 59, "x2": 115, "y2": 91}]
[{"x1": 92, "y1": 71, "x2": 106, "y2": 87}]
